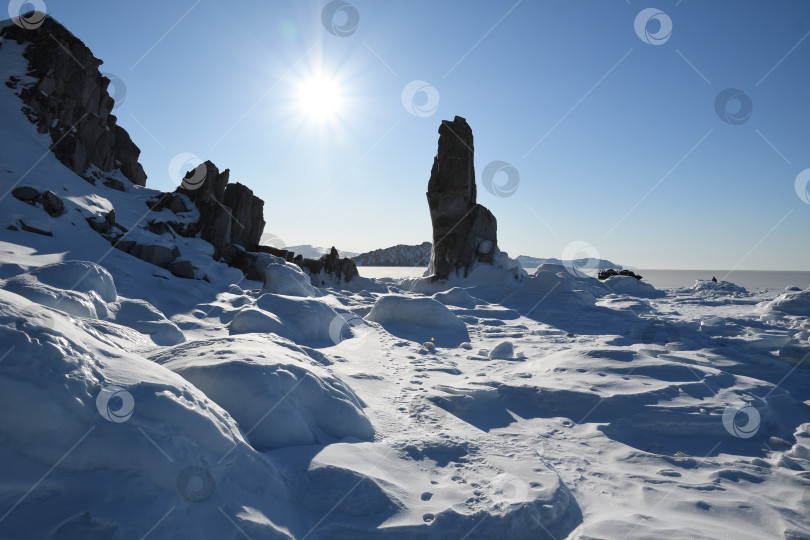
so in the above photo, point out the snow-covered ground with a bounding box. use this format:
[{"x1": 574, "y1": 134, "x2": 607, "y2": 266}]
[{"x1": 1, "y1": 28, "x2": 810, "y2": 540}]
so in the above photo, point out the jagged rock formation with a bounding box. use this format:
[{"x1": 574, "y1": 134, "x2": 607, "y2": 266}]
[
  {"x1": 171, "y1": 161, "x2": 265, "y2": 257},
  {"x1": 426, "y1": 116, "x2": 498, "y2": 279},
  {"x1": 1, "y1": 15, "x2": 147, "y2": 186},
  {"x1": 352, "y1": 241, "x2": 432, "y2": 266}
]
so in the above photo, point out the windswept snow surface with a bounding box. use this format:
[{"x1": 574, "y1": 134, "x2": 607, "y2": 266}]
[{"x1": 1, "y1": 30, "x2": 810, "y2": 540}]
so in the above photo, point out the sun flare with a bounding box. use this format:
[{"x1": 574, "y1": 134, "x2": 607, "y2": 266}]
[{"x1": 296, "y1": 74, "x2": 342, "y2": 120}]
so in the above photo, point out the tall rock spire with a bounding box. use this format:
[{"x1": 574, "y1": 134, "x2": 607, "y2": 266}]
[{"x1": 426, "y1": 116, "x2": 498, "y2": 279}]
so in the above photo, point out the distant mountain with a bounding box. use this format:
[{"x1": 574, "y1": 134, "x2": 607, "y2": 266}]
[
  {"x1": 352, "y1": 242, "x2": 432, "y2": 266},
  {"x1": 284, "y1": 244, "x2": 359, "y2": 259},
  {"x1": 516, "y1": 255, "x2": 630, "y2": 269}
]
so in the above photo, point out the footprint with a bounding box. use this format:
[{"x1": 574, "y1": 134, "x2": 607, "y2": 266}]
[{"x1": 421, "y1": 492, "x2": 433, "y2": 501}]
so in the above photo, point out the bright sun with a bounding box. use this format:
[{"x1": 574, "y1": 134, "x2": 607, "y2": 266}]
[{"x1": 297, "y1": 75, "x2": 342, "y2": 119}]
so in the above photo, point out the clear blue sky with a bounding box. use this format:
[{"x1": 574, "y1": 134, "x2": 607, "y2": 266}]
[{"x1": 39, "y1": 0, "x2": 810, "y2": 269}]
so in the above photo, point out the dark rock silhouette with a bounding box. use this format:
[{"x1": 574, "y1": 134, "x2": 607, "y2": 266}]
[
  {"x1": 352, "y1": 241, "x2": 432, "y2": 266},
  {"x1": 426, "y1": 116, "x2": 498, "y2": 279},
  {"x1": 12, "y1": 186, "x2": 65, "y2": 217},
  {"x1": 1, "y1": 15, "x2": 147, "y2": 186},
  {"x1": 598, "y1": 268, "x2": 643, "y2": 281}
]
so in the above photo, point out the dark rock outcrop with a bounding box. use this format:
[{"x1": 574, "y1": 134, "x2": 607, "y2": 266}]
[
  {"x1": 426, "y1": 116, "x2": 498, "y2": 279},
  {"x1": 0, "y1": 15, "x2": 147, "y2": 186},
  {"x1": 12, "y1": 186, "x2": 65, "y2": 216},
  {"x1": 352, "y1": 241, "x2": 433, "y2": 266},
  {"x1": 175, "y1": 161, "x2": 265, "y2": 258}
]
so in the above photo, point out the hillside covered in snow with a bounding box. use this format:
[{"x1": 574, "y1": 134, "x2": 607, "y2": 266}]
[{"x1": 0, "y1": 11, "x2": 809, "y2": 540}]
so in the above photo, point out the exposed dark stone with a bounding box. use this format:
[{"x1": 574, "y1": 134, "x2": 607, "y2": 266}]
[
  {"x1": 426, "y1": 116, "x2": 498, "y2": 279},
  {"x1": 0, "y1": 16, "x2": 147, "y2": 186},
  {"x1": 129, "y1": 244, "x2": 177, "y2": 269},
  {"x1": 19, "y1": 219, "x2": 52, "y2": 236},
  {"x1": 223, "y1": 182, "x2": 265, "y2": 250},
  {"x1": 598, "y1": 268, "x2": 643, "y2": 281},
  {"x1": 168, "y1": 259, "x2": 195, "y2": 279},
  {"x1": 102, "y1": 178, "x2": 125, "y2": 192},
  {"x1": 38, "y1": 191, "x2": 65, "y2": 217},
  {"x1": 12, "y1": 186, "x2": 65, "y2": 217},
  {"x1": 11, "y1": 186, "x2": 39, "y2": 201}
]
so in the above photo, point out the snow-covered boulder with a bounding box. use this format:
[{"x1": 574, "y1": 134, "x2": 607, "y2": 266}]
[
  {"x1": 365, "y1": 295, "x2": 469, "y2": 346},
  {"x1": 767, "y1": 288, "x2": 810, "y2": 316},
  {"x1": 433, "y1": 287, "x2": 477, "y2": 308},
  {"x1": 156, "y1": 337, "x2": 374, "y2": 450},
  {"x1": 108, "y1": 298, "x2": 185, "y2": 346},
  {"x1": 254, "y1": 253, "x2": 317, "y2": 297},
  {"x1": 690, "y1": 279, "x2": 748, "y2": 297},
  {"x1": 0, "y1": 290, "x2": 287, "y2": 538},
  {"x1": 603, "y1": 275, "x2": 665, "y2": 298},
  {"x1": 229, "y1": 294, "x2": 342, "y2": 346},
  {"x1": 2, "y1": 261, "x2": 117, "y2": 318},
  {"x1": 366, "y1": 295, "x2": 467, "y2": 331}
]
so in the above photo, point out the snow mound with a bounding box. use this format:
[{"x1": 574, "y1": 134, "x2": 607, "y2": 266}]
[
  {"x1": 603, "y1": 275, "x2": 665, "y2": 298},
  {"x1": 156, "y1": 336, "x2": 373, "y2": 450},
  {"x1": 232, "y1": 293, "x2": 342, "y2": 345},
  {"x1": 12, "y1": 261, "x2": 117, "y2": 302},
  {"x1": 365, "y1": 295, "x2": 469, "y2": 347},
  {"x1": 109, "y1": 298, "x2": 185, "y2": 346},
  {"x1": 767, "y1": 288, "x2": 810, "y2": 316},
  {"x1": 489, "y1": 341, "x2": 515, "y2": 359},
  {"x1": 366, "y1": 295, "x2": 467, "y2": 331},
  {"x1": 690, "y1": 279, "x2": 749, "y2": 296},
  {"x1": 0, "y1": 290, "x2": 288, "y2": 538},
  {"x1": 256, "y1": 253, "x2": 317, "y2": 297},
  {"x1": 229, "y1": 307, "x2": 285, "y2": 335},
  {"x1": 433, "y1": 287, "x2": 477, "y2": 308}
]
